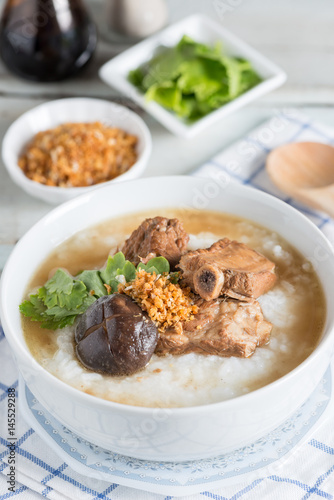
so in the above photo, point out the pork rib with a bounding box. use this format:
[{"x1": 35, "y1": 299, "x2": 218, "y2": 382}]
[
  {"x1": 178, "y1": 238, "x2": 276, "y2": 301},
  {"x1": 156, "y1": 298, "x2": 272, "y2": 358}
]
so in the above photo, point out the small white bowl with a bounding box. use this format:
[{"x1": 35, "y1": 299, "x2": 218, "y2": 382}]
[
  {"x1": 2, "y1": 97, "x2": 152, "y2": 205},
  {"x1": 1, "y1": 177, "x2": 334, "y2": 462},
  {"x1": 99, "y1": 14, "x2": 286, "y2": 138}
]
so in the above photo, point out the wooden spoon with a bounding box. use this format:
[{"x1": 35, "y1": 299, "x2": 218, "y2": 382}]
[{"x1": 266, "y1": 142, "x2": 334, "y2": 218}]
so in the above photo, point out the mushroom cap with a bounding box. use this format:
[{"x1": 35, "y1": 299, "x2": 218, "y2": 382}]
[{"x1": 75, "y1": 294, "x2": 158, "y2": 375}]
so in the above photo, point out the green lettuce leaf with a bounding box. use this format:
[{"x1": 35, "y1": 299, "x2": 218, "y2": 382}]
[
  {"x1": 145, "y1": 82, "x2": 183, "y2": 111},
  {"x1": 239, "y1": 68, "x2": 262, "y2": 93},
  {"x1": 177, "y1": 58, "x2": 226, "y2": 101},
  {"x1": 128, "y1": 68, "x2": 145, "y2": 90},
  {"x1": 142, "y1": 47, "x2": 185, "y2": 89},
  {"x1": 128, "y1": 35, "x2": 262, "y2": 121}
]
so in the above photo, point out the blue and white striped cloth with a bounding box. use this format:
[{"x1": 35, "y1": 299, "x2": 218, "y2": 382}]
[{"x1": 1, "y1": 109, "x2": 334, "y2": 499}]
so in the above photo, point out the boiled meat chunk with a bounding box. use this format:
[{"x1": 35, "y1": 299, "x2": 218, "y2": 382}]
[{"x1": 122, "y1": 217, "x2": 189, "y2": 269}]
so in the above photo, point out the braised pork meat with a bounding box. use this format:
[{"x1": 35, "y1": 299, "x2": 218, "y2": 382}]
[
  {"x1": 178, "y1": 238, "x2": 276, "y2": 301},
  {"x1": 122, "y1": 217, "x2": 189, "y2": 269},
  {"x1": 121, "y1": 218, "x2": 276, "y2": 360},
  {"x1": 156, "y1": 298, "x2": 272, "y2": 358}
]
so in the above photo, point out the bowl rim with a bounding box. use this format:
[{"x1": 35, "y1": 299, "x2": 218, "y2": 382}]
[
  {"x1": 1, "y1": 96, "x2": 152, "y2": 195},
  {"x1": 99, "y1": 13, "x2": 287, "y2": 138},
  {"x1": 1, "y1": 176, "x2": 333, "y2": 415}
]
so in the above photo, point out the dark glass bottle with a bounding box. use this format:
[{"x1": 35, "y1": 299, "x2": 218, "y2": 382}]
[{"x1": 0, "y1": 0, "x2": 97, "y2": 82}]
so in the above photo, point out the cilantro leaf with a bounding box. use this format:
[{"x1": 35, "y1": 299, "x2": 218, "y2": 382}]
[
  {"x1": 137, "y1": 256, "x2": 170, "y2": 275},
  {"x1": 100, "y1": 252, "x2": 126, "y2": 284},
  {"x1": 38, "y1": 286, "x2": 57, "y2": 308},
  {"x1": 57, "y1": 280, "x2": 87, "y2": 309},
  {"x1": 109, "y1": 278, "x2": 121, "y2": 293},
  {"x1": 137, "y1": 264, "x2": 160, "y2": 275},
  {"x1": 45, "y1": 269, "x2": 73, "y2": 295},
  {"x1": 122, "y1": 261, "x2": 137, "y2": 282},
  {"x1": 169, "y1": 271, "x2": 180, "y2": 284},
  {"x1": 20, "y1": 253, "x2": 172, "y2": 330},
  {"x1": 19, "y1": 295, "x2": 46, "y2": 322},
  {"x1": 40, "y1": 315, "x2": 77, "y2": 330},
  {"x1": 75, "y1": 270, "x2": 106, "y2": 298},
  {"x1": 20, "y1": 269, "x2": 97, "y2": 330}
]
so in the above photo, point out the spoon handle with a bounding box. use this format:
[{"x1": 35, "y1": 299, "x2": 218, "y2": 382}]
[{"x1": 298, "y1": 185, "x2": 334, "y2": 219}]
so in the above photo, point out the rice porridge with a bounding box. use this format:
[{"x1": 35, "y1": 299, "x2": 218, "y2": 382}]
[{"x1": 22, "y1": 209, "x2": 325, "y2": 408}]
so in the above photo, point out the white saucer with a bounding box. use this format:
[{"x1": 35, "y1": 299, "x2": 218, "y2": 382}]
[{"x1": 19, "y1": 364, "x2": 333, "y2": 497}]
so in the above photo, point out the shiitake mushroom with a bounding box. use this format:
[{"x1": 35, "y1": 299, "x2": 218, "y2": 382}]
[{"x1": 75, "y1": 294, "x2": 158, "y2": 376}]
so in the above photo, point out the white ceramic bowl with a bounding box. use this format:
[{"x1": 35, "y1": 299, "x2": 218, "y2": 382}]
[
  {"x1": 1, "y1": 177, "x2": 334, "y2": 462},
  {"x1": 99, "y1": 14, "x2": 286, "y2": 138},
  {"x1": 1, "y1": 98, "x2": 152, "y2": 205}
]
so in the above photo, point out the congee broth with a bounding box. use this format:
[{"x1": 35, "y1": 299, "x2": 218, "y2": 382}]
[{"x1": 22, "y1": 209, "x2": 325, "y2": 408}]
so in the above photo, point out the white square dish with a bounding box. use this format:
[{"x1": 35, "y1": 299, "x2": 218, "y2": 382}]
[{"x1": 99, "y1": 13, "x2": 287, "y2": 138}]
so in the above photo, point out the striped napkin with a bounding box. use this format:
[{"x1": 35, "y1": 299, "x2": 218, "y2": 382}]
[{"x1": 1, "y1": 109, "x2": 334, "y2": 500}]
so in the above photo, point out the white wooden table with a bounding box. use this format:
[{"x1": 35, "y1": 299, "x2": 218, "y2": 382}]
[{"x1": 1, "y1": 0, "x2": 334, "y2": 270}]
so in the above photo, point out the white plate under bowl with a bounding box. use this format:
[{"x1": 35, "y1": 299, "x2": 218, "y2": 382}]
[
  {"x1": 2, "y1": 98, "x2": 152, "y2": 205},
  {"x1": 99, "y1": 13, "x2": 286, "y2": 138},
  {"x1": 19, "y1": 363, "x2": 333, "y2": 497},
  {"x1": 3, "y1": 177, "x2": 334, "y2": 461}
]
